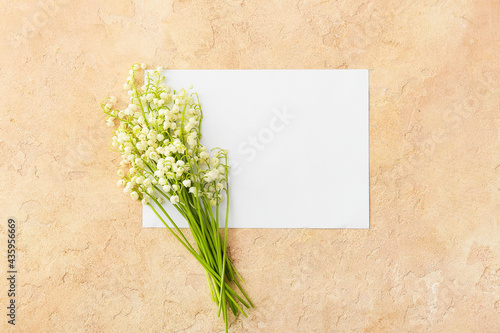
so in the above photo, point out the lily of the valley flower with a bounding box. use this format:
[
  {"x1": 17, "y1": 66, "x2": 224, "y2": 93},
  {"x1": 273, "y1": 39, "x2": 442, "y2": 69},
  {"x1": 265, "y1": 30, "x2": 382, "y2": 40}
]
[{"x1": 101, "y1": 64, "x2": 253, "y2": 333}]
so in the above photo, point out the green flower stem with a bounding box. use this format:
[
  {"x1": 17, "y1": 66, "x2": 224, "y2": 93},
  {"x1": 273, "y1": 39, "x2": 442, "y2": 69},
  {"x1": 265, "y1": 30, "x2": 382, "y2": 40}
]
[
  {"x1": 147, "y1": 199, "x2": 249, "y2": 316},
  {"x1": 147, "y1": 191, "x2": 248, "y2": 300},
  {"x1": 147, "y1": 188, "x2": 252, "y2": 316},
  {"x1": 150, "y1": 195, "x2": 196, "y2": 254}
]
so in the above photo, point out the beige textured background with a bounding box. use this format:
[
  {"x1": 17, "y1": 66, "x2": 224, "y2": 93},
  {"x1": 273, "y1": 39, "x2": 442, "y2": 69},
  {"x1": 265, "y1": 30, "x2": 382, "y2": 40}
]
[{"x1": 1, "y1": 0, "x2": 499, "y2": 332}]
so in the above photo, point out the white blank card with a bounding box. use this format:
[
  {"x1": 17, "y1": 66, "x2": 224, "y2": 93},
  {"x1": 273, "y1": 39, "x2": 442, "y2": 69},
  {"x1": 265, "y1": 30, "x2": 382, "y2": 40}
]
[{"x1": 143, "y1": 70, "x2": 369, "y2": 228}]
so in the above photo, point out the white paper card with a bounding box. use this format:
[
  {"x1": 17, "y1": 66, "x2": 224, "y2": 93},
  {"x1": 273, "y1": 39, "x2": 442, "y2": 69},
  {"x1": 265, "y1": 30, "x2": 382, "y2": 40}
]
[{"x1": 143, "y1": 70, "x2": 369, "y2": 228}]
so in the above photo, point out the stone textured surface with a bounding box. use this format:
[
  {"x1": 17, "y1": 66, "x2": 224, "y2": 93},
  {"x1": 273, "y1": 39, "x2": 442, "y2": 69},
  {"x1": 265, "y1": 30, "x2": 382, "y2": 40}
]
[{"x1": 1, "y1": 0, "x2": 499, "y2": 332}]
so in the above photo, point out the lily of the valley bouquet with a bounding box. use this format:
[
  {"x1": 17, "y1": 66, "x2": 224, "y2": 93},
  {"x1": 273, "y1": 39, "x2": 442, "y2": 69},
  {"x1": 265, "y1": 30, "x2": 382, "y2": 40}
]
[{"x1": 101, "y1": 64, "x2": 253, "y2": 331}]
